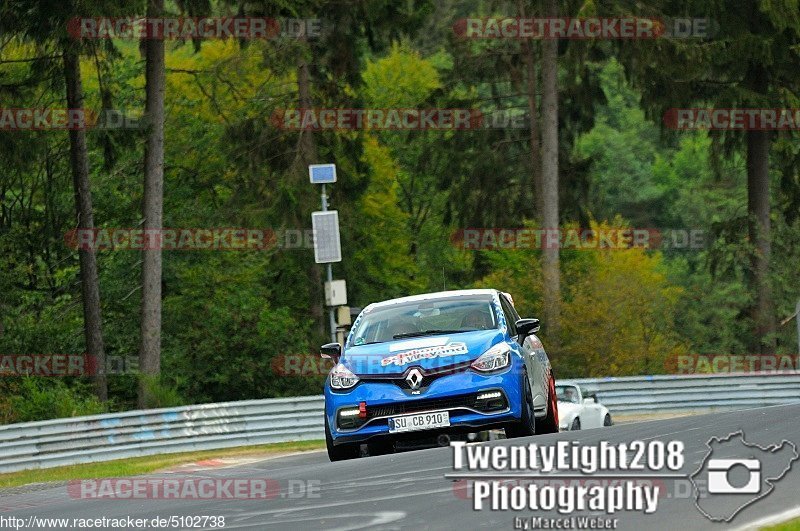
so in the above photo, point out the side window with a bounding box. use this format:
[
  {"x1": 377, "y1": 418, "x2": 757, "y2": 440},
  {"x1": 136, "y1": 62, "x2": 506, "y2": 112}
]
[{"x1": 499, "y1": 295, "x2": 518, "y2": 336}]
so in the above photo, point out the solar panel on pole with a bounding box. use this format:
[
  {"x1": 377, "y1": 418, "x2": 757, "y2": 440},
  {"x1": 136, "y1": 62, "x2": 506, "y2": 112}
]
[
  {"x1": 309, "y1": 164, "x2": 337, "y2": 184},
  {"x1": 312, "y1": 211, "x2": 342, "y2": 263}
]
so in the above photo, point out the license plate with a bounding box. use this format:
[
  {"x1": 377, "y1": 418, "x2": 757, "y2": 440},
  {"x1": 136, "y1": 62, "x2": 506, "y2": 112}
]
[{"x1": 388, "y1": 411, "x2": 450, "y2": 433}]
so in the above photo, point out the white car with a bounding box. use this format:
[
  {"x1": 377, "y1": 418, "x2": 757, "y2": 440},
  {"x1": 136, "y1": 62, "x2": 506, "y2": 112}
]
[{"x1": 556, "y1": 383, "x2": 612, "y2": 431}]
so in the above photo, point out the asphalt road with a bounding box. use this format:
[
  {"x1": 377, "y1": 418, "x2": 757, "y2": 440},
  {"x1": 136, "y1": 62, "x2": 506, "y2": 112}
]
[{"x1": 2, "y1": 404, "x2": 799, "y2": 531}]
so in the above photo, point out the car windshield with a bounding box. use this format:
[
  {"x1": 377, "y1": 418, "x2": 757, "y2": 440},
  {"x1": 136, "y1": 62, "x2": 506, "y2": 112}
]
[
  {"x1": 556, "y1": 385, "x2": 580, "y2": 404},
  {"x1": 348, "y1": 295, "x2": 497, "y2": 347}
]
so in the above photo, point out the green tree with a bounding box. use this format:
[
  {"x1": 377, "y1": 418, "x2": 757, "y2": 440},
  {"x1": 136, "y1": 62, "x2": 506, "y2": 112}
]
[
  {"x1": 615, "y1": 0, "x2": 800, "y2": 351},
  {"x1": 138, "y1": 0, "x2": 166, "y2": 408}
]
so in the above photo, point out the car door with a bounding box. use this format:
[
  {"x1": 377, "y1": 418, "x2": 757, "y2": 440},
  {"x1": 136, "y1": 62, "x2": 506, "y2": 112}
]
[{"x1": 580, "y1": 387, "x2": 603, "y2": 428}]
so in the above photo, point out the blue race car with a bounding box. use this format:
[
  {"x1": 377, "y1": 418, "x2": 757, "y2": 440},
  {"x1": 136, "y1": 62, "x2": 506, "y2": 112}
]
[{"x1": 321, "y1": 289, "x2": 559, "y2": 461}]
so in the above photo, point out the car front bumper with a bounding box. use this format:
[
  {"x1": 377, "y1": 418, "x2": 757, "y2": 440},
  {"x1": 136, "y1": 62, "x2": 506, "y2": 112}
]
[{"x1": 324, "y1": 361, "x2": 524, "y2": 445}]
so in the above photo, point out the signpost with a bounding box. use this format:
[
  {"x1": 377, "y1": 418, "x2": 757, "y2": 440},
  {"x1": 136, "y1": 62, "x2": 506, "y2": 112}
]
[{"x1": 310, "y1": 164, "x2": 344, "y2": 343}]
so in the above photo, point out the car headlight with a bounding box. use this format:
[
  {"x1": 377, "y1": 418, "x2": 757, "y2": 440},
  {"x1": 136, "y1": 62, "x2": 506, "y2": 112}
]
[
  {"x1": 330, "y1": 363, "x2": 359, "y2": 390},
  {"x1": 471, "y1": 343, "x2": 511, "y2": 372}
]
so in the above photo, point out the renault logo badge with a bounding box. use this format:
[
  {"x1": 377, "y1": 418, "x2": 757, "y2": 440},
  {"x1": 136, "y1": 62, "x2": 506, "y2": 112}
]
[{"x1": 406, "y1": 368, "x2": 424, "y2": 390}]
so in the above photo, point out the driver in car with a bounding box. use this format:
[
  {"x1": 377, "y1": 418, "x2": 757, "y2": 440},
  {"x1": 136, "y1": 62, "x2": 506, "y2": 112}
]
[
  {"x1": 461, "y1": 310, "x2": 492, "y2": 330},
  {"x1": 564, "y1": 387, "x2": 577, "y2": 403}
]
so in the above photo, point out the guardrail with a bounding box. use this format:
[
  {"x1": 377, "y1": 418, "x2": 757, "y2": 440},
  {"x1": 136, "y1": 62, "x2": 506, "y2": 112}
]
[
  {"x1": 568, "y1": 372, "x2": 800, "y2": 414},
  {"x1": 0, "y1": 396, "x2": 324, "y2": 474},
  {"x1": 1, "y1": 372, "x2": 798, "y2": 474}
]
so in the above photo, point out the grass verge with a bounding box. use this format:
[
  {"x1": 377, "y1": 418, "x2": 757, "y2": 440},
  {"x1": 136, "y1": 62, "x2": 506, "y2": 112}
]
[
  {"x1": 764, "y1": 517, "x2": 800, "y2": 531},
  {"x1": 0, "y1": 440, "x2": 324, "y2": 490}
]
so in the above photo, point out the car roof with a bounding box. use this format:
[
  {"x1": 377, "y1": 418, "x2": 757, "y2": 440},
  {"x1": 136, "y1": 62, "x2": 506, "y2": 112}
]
[{"x1": 366, "y1": 289, "x2": 499, "y2": 310}]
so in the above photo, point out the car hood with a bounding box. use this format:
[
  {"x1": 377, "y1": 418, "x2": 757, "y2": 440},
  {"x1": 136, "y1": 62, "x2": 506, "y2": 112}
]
[{"x1": 341, "y1": 329, "x2": 504, "y2": 376}]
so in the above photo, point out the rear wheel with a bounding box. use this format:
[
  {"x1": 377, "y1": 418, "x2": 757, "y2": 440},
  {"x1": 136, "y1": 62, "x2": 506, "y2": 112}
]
[
  {"x1": 603, "y1": 413, "x2": 613, "y2": 426},
  {"x1": 505, "y1": 370, "x2": 536, "y2": 438},
  {"x1": 325, "y1": 416, "x2": 360, "y2": 461},
  {"x1": 570, "y1": 417, "x2": 581, "y2": 431},
  {"x1": 536, "y1": 373, "x2": 560, "y2": 434}
]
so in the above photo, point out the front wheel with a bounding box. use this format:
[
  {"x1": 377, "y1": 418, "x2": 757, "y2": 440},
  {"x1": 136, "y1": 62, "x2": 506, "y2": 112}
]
[
  {"x1": 603, "y1": 413, "x2": 613, "y2": 426},
  {"x1": 505, "y1": 371, "x2": 536, "y2": 438},
  {"x1": 570, "y1": 417, "x2": 581, "y2": 431},
  {"x1": 325, "y1": 416, "x2": 361, "y2": 461}
]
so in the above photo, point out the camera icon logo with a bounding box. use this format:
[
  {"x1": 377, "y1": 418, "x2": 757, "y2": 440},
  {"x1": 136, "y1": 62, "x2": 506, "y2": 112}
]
[
  {"x1": 690, "y1": 431, "x2": 798, "y2": 522},
  {"x1": 706, "y1": 458, "x2": 760, "y2": 494}
]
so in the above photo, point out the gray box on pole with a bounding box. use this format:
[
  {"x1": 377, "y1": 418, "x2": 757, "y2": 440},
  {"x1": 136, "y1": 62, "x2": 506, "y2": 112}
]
[
  {"x1": 312, "y1": 211, "x2": 342, "y2": 264},
  {"x1": 325, "y1": 280, "x2": 347, "y2": 306}
]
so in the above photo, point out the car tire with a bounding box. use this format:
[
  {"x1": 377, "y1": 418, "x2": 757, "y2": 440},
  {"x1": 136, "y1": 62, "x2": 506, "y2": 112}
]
[
  {"x1": 505, "y1": 370, "x2": 536, "y2": 438},
  {"x1": 325, "y1": 416, "x2": 360, "y2": 461},
  {"x1": 603, "y1": 413, "x2": 612, "y2": 426},
  {"x1": 570, "y1": 417, "x2": 581, "y2": 431},
  {"x1": 536, "y1": 373, "x2": 560, "y2": 435}
]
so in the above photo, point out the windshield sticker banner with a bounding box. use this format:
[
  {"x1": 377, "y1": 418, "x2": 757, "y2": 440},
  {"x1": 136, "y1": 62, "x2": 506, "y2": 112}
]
[
  {"x1": 389, "y1": 336, "x2": 450, "y2": 352},
  {"x1": 381, "y1": 342, "x2": 469, "y2": 367}
]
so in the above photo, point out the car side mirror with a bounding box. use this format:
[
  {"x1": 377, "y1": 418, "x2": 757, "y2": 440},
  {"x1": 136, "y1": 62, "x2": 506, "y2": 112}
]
[
  {"x1": 515, "y1": 318, "x2": 540, "y2": 337},
  {"x1": 320, "y1": 343, "x2": 342, "y2": 363}
]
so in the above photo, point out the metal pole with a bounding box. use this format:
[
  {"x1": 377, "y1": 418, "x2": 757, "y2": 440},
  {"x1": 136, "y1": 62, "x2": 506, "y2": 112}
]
[
  {"x1": 321, "y1": 184, "x2": 337, "y2": 343},
  {"x1": 327, "y1": 265, "x2": 336, "y2": 343}
]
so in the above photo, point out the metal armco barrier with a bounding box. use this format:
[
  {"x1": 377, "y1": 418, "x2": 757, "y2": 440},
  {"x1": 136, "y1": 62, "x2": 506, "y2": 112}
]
[
  {"x1": 1, "y1": 373, "x2": 799, "y2": 473},
  {"x1": 0, "y1": 396, "x2": 324, "y2": 474},
  {"x1": 568, "y1": 372, "x2": 800, "y2": 413}
]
